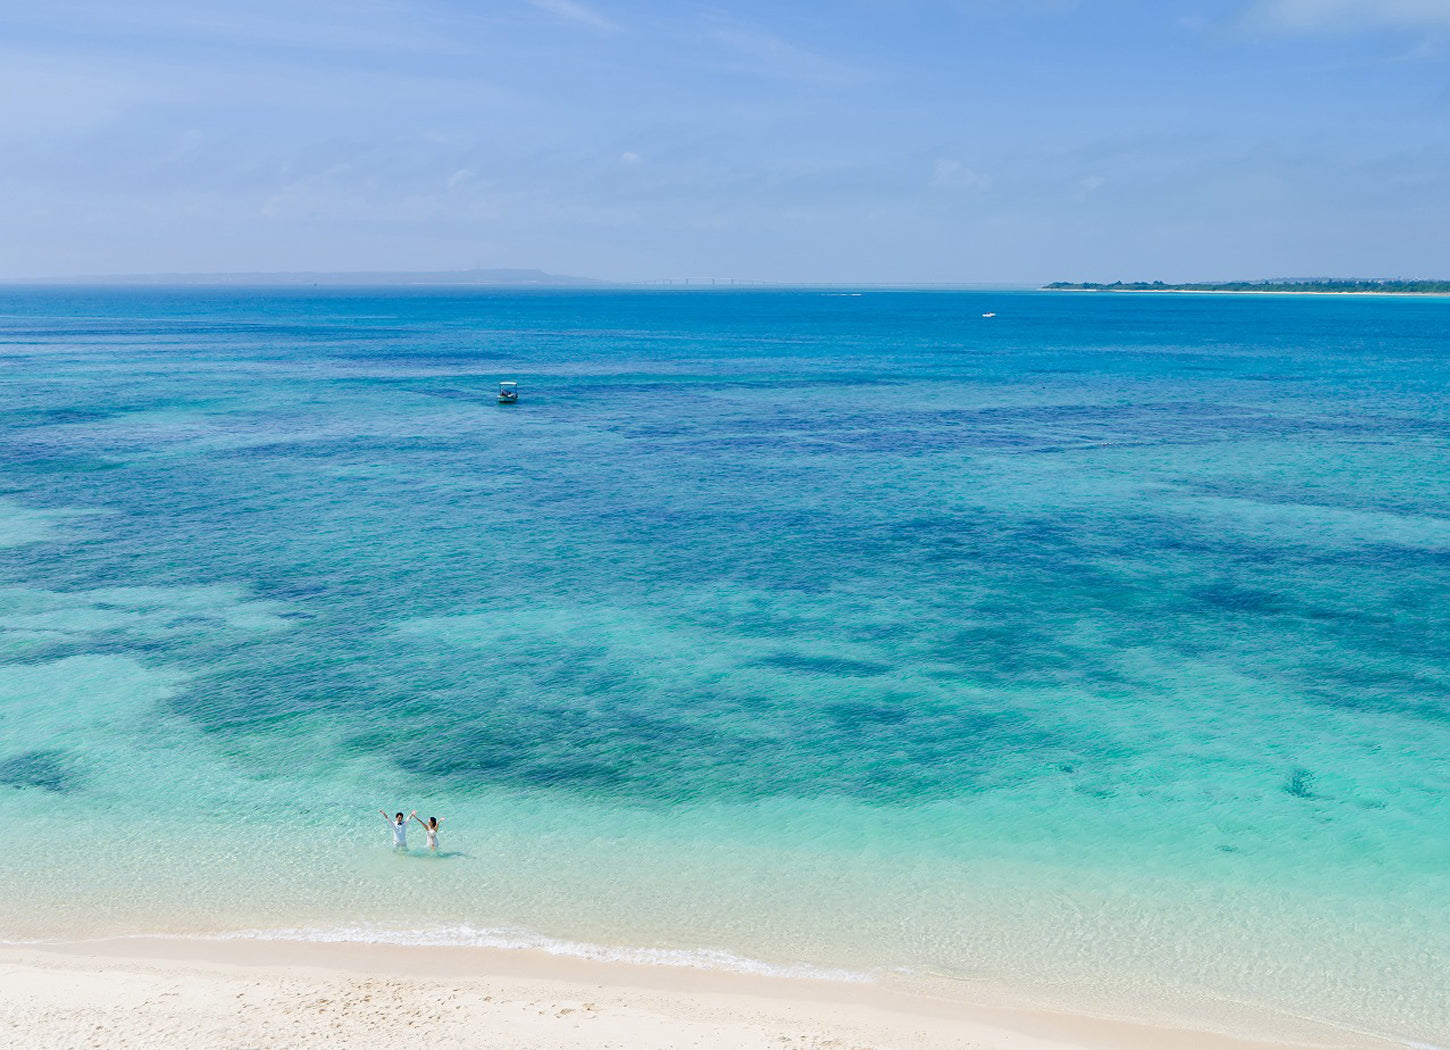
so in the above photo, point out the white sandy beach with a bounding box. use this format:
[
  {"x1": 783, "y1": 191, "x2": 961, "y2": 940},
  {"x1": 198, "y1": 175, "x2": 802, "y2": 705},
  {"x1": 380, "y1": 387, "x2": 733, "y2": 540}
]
[{"x1": 0, "y1": 937, "x2": 1415, "y2": 1050}]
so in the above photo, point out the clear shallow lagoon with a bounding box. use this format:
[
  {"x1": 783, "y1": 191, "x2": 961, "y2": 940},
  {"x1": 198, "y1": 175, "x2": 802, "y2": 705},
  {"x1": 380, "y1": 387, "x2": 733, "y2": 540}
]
[{"x1": 1, "y1": 287, "x2": 1447, "y2": 1040}]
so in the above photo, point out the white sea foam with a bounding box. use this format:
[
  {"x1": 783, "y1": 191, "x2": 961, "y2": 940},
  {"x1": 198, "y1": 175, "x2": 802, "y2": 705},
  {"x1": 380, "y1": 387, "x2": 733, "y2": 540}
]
[{"x1": 208, "y1": 924, "x2": 873, "y2": 982}]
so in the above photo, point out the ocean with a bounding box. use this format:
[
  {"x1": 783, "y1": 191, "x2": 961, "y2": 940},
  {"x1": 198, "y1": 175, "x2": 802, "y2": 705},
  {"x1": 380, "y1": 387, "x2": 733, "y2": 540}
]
[{"x1": 1, "y1": 286, "x2": 1446, "y2": 1041}]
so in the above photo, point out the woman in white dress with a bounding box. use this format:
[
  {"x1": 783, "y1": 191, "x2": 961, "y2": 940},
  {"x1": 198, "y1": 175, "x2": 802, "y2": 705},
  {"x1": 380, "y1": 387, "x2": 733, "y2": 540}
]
[{"x1": 412, "y1": 813, "x2": 443, "y2": 852}]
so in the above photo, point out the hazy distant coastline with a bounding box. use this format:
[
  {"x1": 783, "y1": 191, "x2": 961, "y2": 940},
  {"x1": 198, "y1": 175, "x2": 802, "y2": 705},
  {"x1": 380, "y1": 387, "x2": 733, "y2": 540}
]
[
  {"x1": 1044, "y1": 279, "x2": 1450, "y2": 295},
  {"x1": 7, "y1": 268, "x2": 608, "y2": 288}
]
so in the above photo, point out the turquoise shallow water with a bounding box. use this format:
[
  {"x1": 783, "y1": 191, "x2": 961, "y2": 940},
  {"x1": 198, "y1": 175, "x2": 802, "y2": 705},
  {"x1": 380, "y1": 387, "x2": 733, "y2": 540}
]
[{"x1": 0, "y1": 288, "x2": 1447, "y2": 1040}]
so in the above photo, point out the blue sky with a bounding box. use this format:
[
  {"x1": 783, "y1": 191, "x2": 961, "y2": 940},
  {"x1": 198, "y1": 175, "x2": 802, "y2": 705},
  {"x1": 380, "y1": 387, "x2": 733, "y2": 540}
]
[{"x1": 1, "y1": 0, "x2": 1447, "y2": 282}]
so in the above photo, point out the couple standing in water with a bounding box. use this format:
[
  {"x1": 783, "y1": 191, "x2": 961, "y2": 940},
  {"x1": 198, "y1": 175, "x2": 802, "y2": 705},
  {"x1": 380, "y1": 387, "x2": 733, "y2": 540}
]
[{"x1": 380, "y1": 809, "x2": 443, "y2": 852}]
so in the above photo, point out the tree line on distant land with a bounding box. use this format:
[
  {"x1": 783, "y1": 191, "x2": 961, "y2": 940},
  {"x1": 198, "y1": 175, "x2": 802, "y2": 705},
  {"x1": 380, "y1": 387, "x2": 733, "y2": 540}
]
[{"x1": 1044, "y1": 279, "x2": 1450, "y2": 294}]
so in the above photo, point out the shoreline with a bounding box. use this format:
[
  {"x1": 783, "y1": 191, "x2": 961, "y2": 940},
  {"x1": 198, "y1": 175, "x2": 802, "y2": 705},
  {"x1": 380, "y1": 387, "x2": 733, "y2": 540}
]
[
  {"x1": 0, "y1": 935, "x2": 1421, "y2": 1050},
  {"x1": 1039, "y1": 287, "x2": 1450, "y2": 297}
]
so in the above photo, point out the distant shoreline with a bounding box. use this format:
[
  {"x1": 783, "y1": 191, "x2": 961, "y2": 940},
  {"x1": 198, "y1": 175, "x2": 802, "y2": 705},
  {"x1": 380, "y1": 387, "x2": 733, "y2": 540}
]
[
  {"x1": 0, "y1": 268, "x2": 609, "y2": 288},
  {"x1": 1044, "y1": 280, "x2": 1450, "y2": 297},
  {"x1": 1045, "y1": 287, "x2": 1450, "y2": 298}
]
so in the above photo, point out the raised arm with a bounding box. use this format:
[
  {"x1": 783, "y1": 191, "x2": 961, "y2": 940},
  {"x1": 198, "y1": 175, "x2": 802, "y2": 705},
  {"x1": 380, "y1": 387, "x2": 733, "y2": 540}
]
[
  {"x1": 411, "y1": 813, "x2": 428, "y2": 828},
  {"x1": 379, "y1": 810, "x2": 392, "y2": 823}
]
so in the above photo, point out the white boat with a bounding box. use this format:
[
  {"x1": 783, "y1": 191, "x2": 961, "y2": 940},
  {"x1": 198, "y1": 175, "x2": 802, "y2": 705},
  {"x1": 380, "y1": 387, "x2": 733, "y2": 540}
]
[
  {"x1": 498, "y1": 381, "x2": 519, "y2": 404},
  {"x1": 982, "y1": 312, "x2": 996, "y2": 318}
]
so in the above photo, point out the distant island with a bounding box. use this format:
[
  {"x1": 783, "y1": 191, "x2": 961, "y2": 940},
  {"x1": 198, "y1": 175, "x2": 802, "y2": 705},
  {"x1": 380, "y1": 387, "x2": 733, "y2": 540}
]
[
  {"x1": 14, "y1": 268, "x2": 606, "y2": 287},
  {"x1": 1044, "y1": 279, "x2": 1450, "y2": 294}
]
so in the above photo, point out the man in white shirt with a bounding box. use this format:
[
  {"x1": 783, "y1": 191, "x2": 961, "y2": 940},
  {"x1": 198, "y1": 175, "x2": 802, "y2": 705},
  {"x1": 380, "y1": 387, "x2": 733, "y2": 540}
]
[{"x1": 380, "y1": 809, "x2": 415, "y2": 850}]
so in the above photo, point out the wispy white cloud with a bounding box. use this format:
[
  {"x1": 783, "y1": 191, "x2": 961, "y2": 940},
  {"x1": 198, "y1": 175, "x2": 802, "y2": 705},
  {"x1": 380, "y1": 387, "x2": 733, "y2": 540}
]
[
  {"x1": 0, "y1": 63, "x2": 135, "y2": 131},
  {"x1": 952, "y1": 0, "x2": 1081, "y2": 12},
  {"x1": 930, "y1": 159, "x2": 992, "y2": 191},
  {"x1": 1245, "y1": 0, "x2": 1450, "y2": 32},
  {"x1": 528, "y1": 0, "x2": 619, "y2": 33},
  {"x1": 0, "y1": 0, "x2": 481, "y2": 57},
  {"x1": 702, "y1": 20, "x2": 868, "y2": 86}
]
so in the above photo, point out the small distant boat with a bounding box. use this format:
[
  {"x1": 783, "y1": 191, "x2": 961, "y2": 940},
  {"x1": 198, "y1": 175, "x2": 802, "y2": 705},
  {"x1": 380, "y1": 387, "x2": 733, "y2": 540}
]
[
  {"x1": 982, "y1": 312, "x2": 996, "y2": 318},
  {"x1": 498, "y1": 381, "x2": 519, "y2": 404}
]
